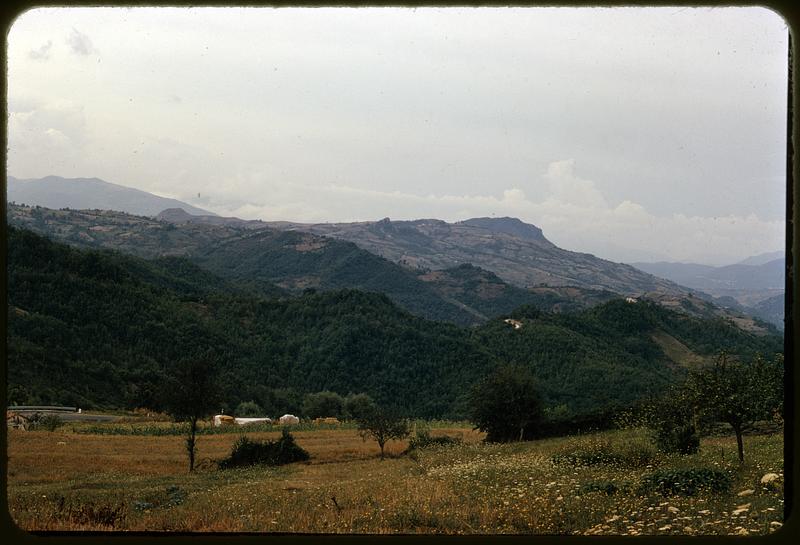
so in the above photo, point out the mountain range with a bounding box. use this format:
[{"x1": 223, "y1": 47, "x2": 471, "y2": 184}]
[
  {"x1": 5, "y1": 175, "x2": 781, "y2": 334},
  {"x1": 7, "y1": 226, "x2": 782, "y2": 417},
  {"x1": 629, "y1": 258, "x2": 785, "y2": 330},
  {"x1": 7, "y1": 175, "x2": 215, "y2": 217},
  {"x1": 8, "y1": 202, "x2": 775, "y2": 334}
]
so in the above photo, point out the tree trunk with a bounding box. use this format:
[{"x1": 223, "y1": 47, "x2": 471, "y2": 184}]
[
  {"x1": 519, "y1": 426, "x2": 524, "y2": 442},
  {"x1": 734, "y1": 424, "x2": 744, "y2": 464},
  {"x1": 379, "y1": 439, "x2": 385, "y2": 460},
  {"x1": 188, "y1": 418, "x2": 198, "y2": 472}
]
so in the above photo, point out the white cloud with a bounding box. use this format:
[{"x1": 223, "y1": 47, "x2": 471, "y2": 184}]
[
  {"x1": 28, "y1": 40, "x2": 52, "y2": 61},
  {"x1": 66, "y1": 28, "x2": 95, "y2": 56}
]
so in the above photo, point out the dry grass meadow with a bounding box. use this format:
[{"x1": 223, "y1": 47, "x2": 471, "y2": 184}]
[{"x1": 6, "y1": 420, "x2": 785, "y2": 535}]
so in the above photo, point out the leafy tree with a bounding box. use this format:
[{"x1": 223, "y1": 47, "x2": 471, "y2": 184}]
[
  {"x1": 642, "y1": 387, "x2": 699, "y2": 455},
  {"x1": 302, "y1": 391, "x2": 344, "y2": 419},
  {"x1": 469, "y1": 364, "x2": 544, "y2": 442},
  {"x1": 162, "y1": 357, "x2": 222, "y2": 471},
  {"x1": 356, "y1": 406, "x2": 410, "y2": 460},
  {"x1": 343, "y1": 393, "x2": 377, "y2": 421},
  {"x1": 686, "y1": 352, "x2": 783, "y2": 463},
  {"x1": 235, "y1": 400, "x2": 263, "y2": 417}
]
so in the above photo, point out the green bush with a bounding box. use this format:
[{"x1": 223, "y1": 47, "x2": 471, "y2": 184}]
[
  {"x1": 639, "y1": 467, "x2": 732, "y2": 496},
  {"x1": 28, "y1": 413, "x2": 64, "y2": 432},
  {"x1": 218, "y1": 429, "x2": 310, "y2": 469},
  {"x1": 551, "y1": 437, "x2": 654, "y2": 468},
  {"x1": 407, "y1": 427, "x2": 461, "y2": 451}
]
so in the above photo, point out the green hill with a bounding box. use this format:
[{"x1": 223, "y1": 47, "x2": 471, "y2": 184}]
[{"x1": 6, "y1": 227, "x2": 783, "y2": 418}]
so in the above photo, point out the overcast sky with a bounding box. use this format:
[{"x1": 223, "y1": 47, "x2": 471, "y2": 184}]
[{"x1": 6, "y1": 6, "x2": 788, "y2": 265}]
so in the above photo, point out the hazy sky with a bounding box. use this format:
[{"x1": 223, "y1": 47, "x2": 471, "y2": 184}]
[{"x1": 6, "y1": 6, "x2": 788, "y2": 265}]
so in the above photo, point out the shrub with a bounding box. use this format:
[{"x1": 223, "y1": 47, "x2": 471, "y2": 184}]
[
  {"x1": 406, "y1": 427, "x2": 461, "y2": 451},
  {"x1": 551, "y1": 443, "x2": 620, "y2": 467},
  {"x1": 218, "y1": 429, "x2": 310, "y2": 469},
  {"x1": 28, "y1": 413, "x2": 64, "y2": 432},
  {"x1": 639, "y1": 467, "x2": 732, "y2": 496},
  {"x1": 551, "y1": 437, "x2": 654, "y2": 468}
]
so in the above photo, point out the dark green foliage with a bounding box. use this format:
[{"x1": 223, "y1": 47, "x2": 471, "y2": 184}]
[
  {"x1": 302, "y1": 391, "x2": 344, "y2": 419},
  {"x1": 343, "y1": 393, "x2": 377, "y2": 421},
  {"x1": 161, "y1": 357, "x2": 222, "y2": 472},
  {"x1": 469, "y1": 364, "x2": 544, "y2": 442},
  {"x1": 27, "y1": 413, "x2": 64, "y2": 432},
  {"x1": 534, "y1": 406, "x2": 623, "y2": 438},
  {"x1": 218, "y1": 429, "x2": 310, "y2": 469},
  {"x1": 356, "y1": 406, "x2": 410, "y2": 459},
  {"x1": 235, "y1": 400, "x2": 263, "y2": 417},
  {"x1": 639, "y1": 467, "x2": 732, "y2": 496},
  {"x1": 6, "y1": 227, "x2": 783, "y2": 423}
]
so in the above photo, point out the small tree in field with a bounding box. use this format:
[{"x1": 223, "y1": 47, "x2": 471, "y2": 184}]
[
  {"x1": 642, "y1": 386, "x2": 699, "y2": 455},
  {"x1": 356, "y1": 405, "x2": 409, "y2": 460},
  {"x1": 469, "y1": 364, "x2": 544, "y2": 442},
  {"x1": 162, "y1": 357, "x2": 222, "y2": 472},
  {"x1": 686, "y1": 352, "x2": 783, "y2": 463}
]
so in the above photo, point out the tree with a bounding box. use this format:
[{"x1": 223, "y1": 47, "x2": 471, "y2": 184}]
[
  {"x1": 686, "y1": 352, "x2": 783, "y2": 463},
  {"x1": 236, "y1": 400, "x2": 263, "y2": 417},
  {"x1": 469, "y1": 364, "x2": 544, "y2": 442},
  {"x1": 344, "y1": 393, "x2": 377, "y2": 421},
  {"x1": 642, "y1": 386, "x2": 700, "y2": 455},
  {"x1": 356, "y1": 405, "x2": 410, "y2": 460},
  {"x1": 302, "y1": 391, "x2": 344, "y2": 419},
  {"x1": 162, "y1": 357, "x2": 222, "y2": 472}
]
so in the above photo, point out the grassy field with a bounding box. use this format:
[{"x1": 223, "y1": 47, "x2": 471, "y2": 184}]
[{"x1": 6, "y1": 422, "x2": 784, "y2": 534}]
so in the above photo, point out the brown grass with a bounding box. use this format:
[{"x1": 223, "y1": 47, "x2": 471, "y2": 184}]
[{"x1": 6, "y1": 426, "x2": 783, "y2": 535}]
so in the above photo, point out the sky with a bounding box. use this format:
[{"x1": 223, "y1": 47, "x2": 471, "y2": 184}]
[{"x1": 6, "y1": 6, "x2": 789, "y2": 265}]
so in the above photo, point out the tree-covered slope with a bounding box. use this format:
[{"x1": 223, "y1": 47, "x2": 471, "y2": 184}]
[
  {"x1": 472, "y1": 299, "x2": 782, "y2": 413},
  {"x1": 7, "y1": 228, "x2": 783, "y2": 418}
]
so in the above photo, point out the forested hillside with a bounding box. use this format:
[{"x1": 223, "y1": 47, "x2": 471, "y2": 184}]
[{"x1": 7, "y1": 228, "x2": 783, "y2": 418}]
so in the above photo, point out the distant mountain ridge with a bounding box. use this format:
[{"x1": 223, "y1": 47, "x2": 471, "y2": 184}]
[
  {"x1": 629, "y1": 258, "x2": 785, "y2": 330},
  {"x1": 7, "y1": 175, "x2": 215, "y2": 217},
  {"x1": 250, "y1": 216, "x2": 688, "y2": 297},
  {"x1": 737, "y1": 251, "x2": 784, "y2": 267},
  {"x1": 629, "y1": 259, "x2": 784, "y2": 291},
  {"x1": 8, "y1": 202, "x2": 778, "y2": 335}
]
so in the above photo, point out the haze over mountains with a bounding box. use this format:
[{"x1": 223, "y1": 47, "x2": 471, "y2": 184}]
[
  {"x1": 7, "y1": 175, "x2": 216, "y2": 217},
  {"x1": 629, "y1": 257, "x2": 785, "y2": 330}
]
